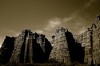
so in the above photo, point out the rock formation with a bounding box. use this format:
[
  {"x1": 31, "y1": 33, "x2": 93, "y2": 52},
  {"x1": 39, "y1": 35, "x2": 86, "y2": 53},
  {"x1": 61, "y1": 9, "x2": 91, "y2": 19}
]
[
  {"x1": 0, "y1": 36, "x2": 15, "y2": 64},
  {"x1": 76, "y1": 15, "x2": 100, "y2": 65},
  {"x1": 0, "y1": 15, "x2": 100, "y2": 65},
  {"x1": 0, "y1": 30, "x2": 52, "y2": 64},
  {"x1": 50, "y1": 27, "x2": 84, "y2": 65}
]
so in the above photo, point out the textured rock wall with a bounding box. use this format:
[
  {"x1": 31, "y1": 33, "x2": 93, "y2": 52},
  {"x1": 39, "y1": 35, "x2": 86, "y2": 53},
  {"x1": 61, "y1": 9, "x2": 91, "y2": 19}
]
[
  {"x1": 76, "y1": 16, "x2": 100, "y2": 65},
  {"x1": 50, "y1": 27, "x2": 85, "y2": 64},
  {"x1": 50, "y1": 27, "x2": 71, "y2": 64},
  {"x1": 0, "y1": 36, "x2": 15, "y2": 64},
  {"x1": 9, "y1": 30, "x2": 52, "y2": 64}
]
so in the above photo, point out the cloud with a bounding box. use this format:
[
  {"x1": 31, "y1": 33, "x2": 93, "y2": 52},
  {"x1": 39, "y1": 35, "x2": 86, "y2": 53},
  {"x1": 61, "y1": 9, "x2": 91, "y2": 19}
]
[
  {"x1": 0, "y1": 28, "x2": 19, "y2": 36},
  {"x1": 63, "y1": 17, "x2": 73, "y2": 22},
  {"x1": 0, "y1": 45, "x2": 1, "y2": 47},
  {"x1": 35, "y1": 30, "x2": 44, "y2": 34},
  {"x1": 44, "y1": 16, "x2": 74, "y2": 32},
  {"x1": 85, "y1": 0, "x2": 94, "y2": 8},
  {"x1": 0, "y1": 28, "x2": 20, "y2": 47},
  {"x1": 44, "y1": 18, "x2": 61, "y2": 31},
  {"x1": 78, "y1": 27, "x2": 86, "y2": 34},
  {"x1": 42, "y1": 13, "x2": 87, "y2": 40},
  {"x1": 0, "y1": 38, "x2": 4, "y2": 48},
  {"x1": 70, "y1": 0, "x2": 96, "y2": 16}
]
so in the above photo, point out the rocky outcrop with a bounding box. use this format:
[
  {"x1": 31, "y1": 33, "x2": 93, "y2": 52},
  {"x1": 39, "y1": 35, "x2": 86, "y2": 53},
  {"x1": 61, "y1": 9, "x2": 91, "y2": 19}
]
[
  {"x1": 75, "y1": 15, "x2": 100, "y2": 65},
  {"x1": 0, "y1": 15, "x2": 99, "y2": 65},
  {"x1": 0, "y1": 30, "x2": 52, "y2": 64},
  {"x1": 0, "y1": 36, "x2": 15, "y2": 64},
  {"x1": 65, "y1": 30, "x2": 85, "y2": 63},
  {"x1": 50, "y1": 27, "x2": 71, "y2": 64},
  {"x1": 9, "y1": 30, "x2": 52, "y2": 64},
  {"x1": 50, "y1": 27, "x2": 85, "y2": 64}
]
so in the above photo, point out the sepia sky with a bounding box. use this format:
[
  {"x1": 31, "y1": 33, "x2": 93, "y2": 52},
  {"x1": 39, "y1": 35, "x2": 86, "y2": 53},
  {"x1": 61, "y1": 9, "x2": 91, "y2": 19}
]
[{"x1": 0, "y1": 0, "x2": 100, "y2": 46}]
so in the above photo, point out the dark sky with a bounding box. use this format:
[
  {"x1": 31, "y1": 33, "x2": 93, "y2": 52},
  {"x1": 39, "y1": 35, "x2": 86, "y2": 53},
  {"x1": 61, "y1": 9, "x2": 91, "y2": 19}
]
[{"x1": 0, "y1": 0, "x2": 100, "y2": 46}]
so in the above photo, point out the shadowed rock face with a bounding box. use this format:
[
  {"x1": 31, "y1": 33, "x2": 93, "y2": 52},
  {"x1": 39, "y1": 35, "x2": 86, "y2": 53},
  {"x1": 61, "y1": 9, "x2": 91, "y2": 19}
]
[
  {"x1": 49, "y1": 27, "x2": 71, "y2": 64},
  {"x1": 32, "y1": 38, "x2": 52, "y2": 63},
  {"x1": 65, "y1": 31, "x2": 85, "y2": 63},
  {"x1": 0, "y1": 36, "x2": 15, "y2": 64},
  {"x1": 45, "y1": 38, "x2": 52, "y2": 61},
  {"x1": 0, "y1": 29, "x2": 85, "y2": 65},
  {"x1": 0, "y1": 30, "x2": 52, "y2": 64},
  {"x1": 50, "y1": 27, "x2": 85, "y2": 64},
  {"x1": 8, "y1": 30, "x2": 52, "y2": 64},
  {"x1": 32, "y1": 39, "x2": 45, "y2": 63}
]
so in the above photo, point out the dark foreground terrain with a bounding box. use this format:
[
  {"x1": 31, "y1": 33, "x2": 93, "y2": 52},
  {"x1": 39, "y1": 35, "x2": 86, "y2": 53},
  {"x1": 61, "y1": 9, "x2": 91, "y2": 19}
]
[{"x1": 0, "y1": 63, "x2": 91, "y2": 66}]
